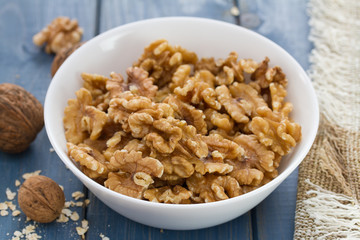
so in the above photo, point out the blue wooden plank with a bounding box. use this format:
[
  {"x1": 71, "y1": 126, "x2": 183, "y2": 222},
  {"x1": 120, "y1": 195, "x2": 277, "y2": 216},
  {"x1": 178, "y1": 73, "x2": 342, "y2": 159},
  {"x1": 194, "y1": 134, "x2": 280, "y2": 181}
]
[
  {"x1": 0, "y1": 0, "x2": 97, "y2": 239},
  {"x1": 87, "y1": 195, "x2": 252, "y2": 240},
  {"x1": 85, "y1": 0, "x2": 254, "y2": 239},
  {"x1": 254, "y1": 171, "x2": 299, "y2": 240},
  {"x1": 240, "y1": 0, "x2": 311, "y2": 69},
  {"x1": 99, "y1": 0, "x2": 235, "y2": 32},
  {"x1": 0, "y1": 0, "x2": 310, "y2": 238},
  {"x1": 237, "y1": 0, "x2": 312, "y2": 239}
]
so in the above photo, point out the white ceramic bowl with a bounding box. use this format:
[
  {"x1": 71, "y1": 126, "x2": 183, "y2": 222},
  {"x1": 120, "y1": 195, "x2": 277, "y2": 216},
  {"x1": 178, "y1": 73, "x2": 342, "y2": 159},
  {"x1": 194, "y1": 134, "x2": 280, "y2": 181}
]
[{"x1": 44, "y1": 17, "x2": 319, "y2": 230}]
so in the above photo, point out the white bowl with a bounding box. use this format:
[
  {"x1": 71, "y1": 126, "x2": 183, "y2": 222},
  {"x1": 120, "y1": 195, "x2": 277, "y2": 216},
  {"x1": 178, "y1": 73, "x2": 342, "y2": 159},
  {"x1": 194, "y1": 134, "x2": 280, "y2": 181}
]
[{"x1": 44, "y1": 17, "x2": 319, "y2": 230}]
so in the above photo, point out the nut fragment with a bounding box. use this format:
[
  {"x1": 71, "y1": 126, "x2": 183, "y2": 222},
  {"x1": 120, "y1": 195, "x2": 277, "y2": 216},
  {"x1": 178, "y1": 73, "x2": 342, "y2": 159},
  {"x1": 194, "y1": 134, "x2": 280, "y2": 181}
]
[
  {"x1": 216, "y1": 85, "x2": 250, "y2": 123},
  {"x1": 127, "y1": 67, "x2": 158, "y2": 98},
  {"x1": 202, "y1": 133, "x2": 244, "y2": 160},
  {"x1": 6, "y1": 188, "x2": 16, "y2": 200},
  {"x1": 161, "y1": 155, "x2": 195, "y2": 180},
  {"x1": 233, "y1": 134, "x2": 275, "y2": 172},
  {"x1": 164, "y1": 95, "x2": 207, "y2": 134},
  {"x1": 229, "y1": 82, "x2": 268, "y2": 117},
  {"x1": 110, "y1": 150, "x2": 164, "y2": 178},
  {"x1": 33, "y1": 16, "x2": 83, "y2": 54},
  {"x1": 204, "y1": 108, "x2": 234, "y2": 132},
  {"x1": 145, "y1": 117, "x2": 182, "y2": 154},
  {"x1": 251, "y1": 57, "x2": 287, "y2": 88},
  {"x1": 18, "y1": 175, "x2": 65, "y2": 223},
  {"x1": 250, "y1": 108, "x2": 301, "y2": 155},
  {"x1": 134, "y1": 39, "x2": 198, "y2": 87},
  {"x1": 0, "y1": 83, "x2": 44, "y2": 153},
  {"x1": 67, "y1": 143, "x2": 110, "y2": 179},
  {"x1": 186, "y1": 173, "x2": 241, "y2": 203},
  {"x1": 105, "y1": 172, "x2": 145, "y2": 199},
  {"x1": 144, "y1": 185, "x2": 192, "y2": 204},
  {"x1": 63, "y1": 88, "x2": 92, "y2": 144}
]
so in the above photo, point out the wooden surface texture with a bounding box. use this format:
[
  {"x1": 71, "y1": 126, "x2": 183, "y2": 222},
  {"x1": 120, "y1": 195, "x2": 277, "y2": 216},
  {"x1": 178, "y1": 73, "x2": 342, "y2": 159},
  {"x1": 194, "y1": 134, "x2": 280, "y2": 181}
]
[{"x1": 0, "y1": 0, "x2": 311, "y2": 239}]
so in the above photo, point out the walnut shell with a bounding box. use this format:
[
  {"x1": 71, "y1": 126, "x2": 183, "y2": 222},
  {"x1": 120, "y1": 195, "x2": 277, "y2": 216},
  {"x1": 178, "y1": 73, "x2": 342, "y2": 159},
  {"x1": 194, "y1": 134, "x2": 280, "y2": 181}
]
[
  {"x1": 51, "y1": 42, "x2": 84, "y2": 77},
  {"x1": 0, "y1": 83, "x2": 44, "y2": 153},
  {"x1": 18, "y1": 175, "x2": 65, "y2": 223}
]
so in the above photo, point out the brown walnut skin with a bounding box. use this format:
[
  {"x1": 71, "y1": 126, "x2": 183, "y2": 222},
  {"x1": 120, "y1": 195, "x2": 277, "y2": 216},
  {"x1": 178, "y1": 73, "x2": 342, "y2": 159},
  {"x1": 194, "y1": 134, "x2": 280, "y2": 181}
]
[
  {"x1": 18, "y1": 175, "x2": 65, "y2": 223},
  {"x1": 0, "y1": 83, "x2": 44, "y2": 153},
  {"x1": 51, "y1": 42, "x2": 84, "y2": 77}
]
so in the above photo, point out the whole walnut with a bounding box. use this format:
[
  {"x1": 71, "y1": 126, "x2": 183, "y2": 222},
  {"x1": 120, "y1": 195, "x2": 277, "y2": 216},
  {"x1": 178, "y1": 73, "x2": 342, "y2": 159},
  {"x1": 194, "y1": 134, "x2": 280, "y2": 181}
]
[
  {"x1": 0, "y1": 83, "x2": 44, "y2": 153},
  {"x1": 18, "y1": 175, "x2": 65, "y2": 223}
]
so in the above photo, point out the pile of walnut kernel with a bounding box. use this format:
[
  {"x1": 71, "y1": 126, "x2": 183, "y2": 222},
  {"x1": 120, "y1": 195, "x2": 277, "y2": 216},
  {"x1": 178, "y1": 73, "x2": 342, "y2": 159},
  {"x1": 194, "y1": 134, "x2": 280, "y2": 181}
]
[{"x1": 64, "y1": 39, "x2": 301, "y2": 204}]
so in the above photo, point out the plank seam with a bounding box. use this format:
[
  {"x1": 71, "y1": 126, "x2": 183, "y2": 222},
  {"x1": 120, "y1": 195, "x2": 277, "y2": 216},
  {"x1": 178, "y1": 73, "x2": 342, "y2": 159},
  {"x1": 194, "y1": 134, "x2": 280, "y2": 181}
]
[
  {"x1": 232, "y1": 0, "x2": 241, "y2": 25},
  {"x1": 95, "y1": 0, "x2": 102, "y2": 35}
]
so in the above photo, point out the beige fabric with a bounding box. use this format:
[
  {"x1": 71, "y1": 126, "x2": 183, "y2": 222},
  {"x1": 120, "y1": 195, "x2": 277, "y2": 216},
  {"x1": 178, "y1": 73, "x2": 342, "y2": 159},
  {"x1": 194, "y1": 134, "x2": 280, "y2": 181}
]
[{"x1": 294, "y1": 0, "x2": 360, "y2": 239}]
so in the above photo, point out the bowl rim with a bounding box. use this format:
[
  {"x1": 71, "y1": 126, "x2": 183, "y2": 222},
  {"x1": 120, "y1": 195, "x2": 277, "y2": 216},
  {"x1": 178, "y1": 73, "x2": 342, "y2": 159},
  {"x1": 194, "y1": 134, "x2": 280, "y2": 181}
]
[{"x1": 45, "y1": 16, "x2": 319, "y2": 209}]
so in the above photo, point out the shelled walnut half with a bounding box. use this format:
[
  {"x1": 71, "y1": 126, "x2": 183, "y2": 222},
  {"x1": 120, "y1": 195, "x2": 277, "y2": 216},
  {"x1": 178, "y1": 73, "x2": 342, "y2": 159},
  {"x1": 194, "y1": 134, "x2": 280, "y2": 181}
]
[{"x1": 33, "y1": 16, "x2": 83, "y2": 54}]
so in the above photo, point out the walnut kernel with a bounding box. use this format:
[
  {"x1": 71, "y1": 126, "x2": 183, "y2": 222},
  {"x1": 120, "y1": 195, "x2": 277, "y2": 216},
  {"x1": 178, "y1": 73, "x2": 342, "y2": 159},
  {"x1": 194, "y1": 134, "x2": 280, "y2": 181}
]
[
  {"x1": 33, "y1": 16, "x2": 83, "y2": 54},
  {"x1": 63, "y1": 39, "x2": 302, "y2": 203}
]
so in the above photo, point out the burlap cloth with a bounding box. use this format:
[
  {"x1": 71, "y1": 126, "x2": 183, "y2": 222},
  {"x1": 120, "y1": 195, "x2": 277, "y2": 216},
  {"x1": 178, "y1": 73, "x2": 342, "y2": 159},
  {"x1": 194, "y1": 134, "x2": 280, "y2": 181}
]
[{"x1": 294, "y1": 0, "x2": 360, "y2": 239}]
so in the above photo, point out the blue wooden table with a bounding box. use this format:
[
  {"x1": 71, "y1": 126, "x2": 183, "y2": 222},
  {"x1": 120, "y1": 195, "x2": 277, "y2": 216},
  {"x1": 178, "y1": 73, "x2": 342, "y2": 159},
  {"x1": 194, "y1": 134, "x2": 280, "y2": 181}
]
[{"x1": 0, "y1": 0, "x2": 311, "y2": 239}]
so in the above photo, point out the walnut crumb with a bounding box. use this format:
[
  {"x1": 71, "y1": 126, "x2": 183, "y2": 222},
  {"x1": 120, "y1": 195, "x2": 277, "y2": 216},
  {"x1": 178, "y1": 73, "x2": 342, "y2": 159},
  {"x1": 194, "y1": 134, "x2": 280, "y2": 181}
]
[
  {"x1": 61, "y1": 208, "x2": 72, "y2": 217},
  {"x1": 70, "y1": 211, "x2": 79, "y2": 221},
  {"x1": 56, "y1": 213, "x2": 69, "y2": 223},
  {"x1": 100, "y1": 233, "x2": 110, "y2": 240},
  {"x1": 22, "y1": 170, "x2": 41, "y2": 180},
  {"x1": 11, "y1": 224, "x2": 42, "y2": 240},
  {"x1": 6, "y1": 188, "x2": 16, "y2": 200},
  {"x1": 64, "y1": 201, "x2": 74, "y2": 208},
  {"x1": 230, "y1": 6, "x2": 240, "y2": 16},
  {"x1": 15, "y1": 180, "x2": 21, "y2": 187},
  {"x1": 76, "y1": 219, "x2": 89, "y2": 238},
  {"x1": 12, "y1": 210, "x2": 21, "y2": 217},
  {"x1": 1, "y1": 210, "x2": 9, "y2": 216},
  {"x1": 72, "y1": 191, "x2": 85, "y2": 200},
  {"x1": 13, "y1": 230, "x2": 22, "y2": 237},
  {"x1": 6, "y1": 201, "x2": 16, "y2": 211},
  {"x1": 0, "y1": 202, "x2": 8, "y2": 210},
  {"x1": 23, "y1": 224, "x2": 41, "y2": 240}
]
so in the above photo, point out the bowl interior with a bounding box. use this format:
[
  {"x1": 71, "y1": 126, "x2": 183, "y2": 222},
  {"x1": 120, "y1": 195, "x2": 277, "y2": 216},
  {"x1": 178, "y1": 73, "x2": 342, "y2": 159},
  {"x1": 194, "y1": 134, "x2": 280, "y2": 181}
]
[{"x1": 45, "y1": 17, "x2": 318, "y2": 207}]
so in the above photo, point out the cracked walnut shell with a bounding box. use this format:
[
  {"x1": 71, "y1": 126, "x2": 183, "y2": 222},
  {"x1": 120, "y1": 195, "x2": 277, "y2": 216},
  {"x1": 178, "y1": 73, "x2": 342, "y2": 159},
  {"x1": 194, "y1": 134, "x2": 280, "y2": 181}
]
[
  {"x1": 0, "y1": 83, "x2": 44, "y2": 153},
  {"x1": 18, "y1": 175, "x2": 65, "y2": 223}
]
